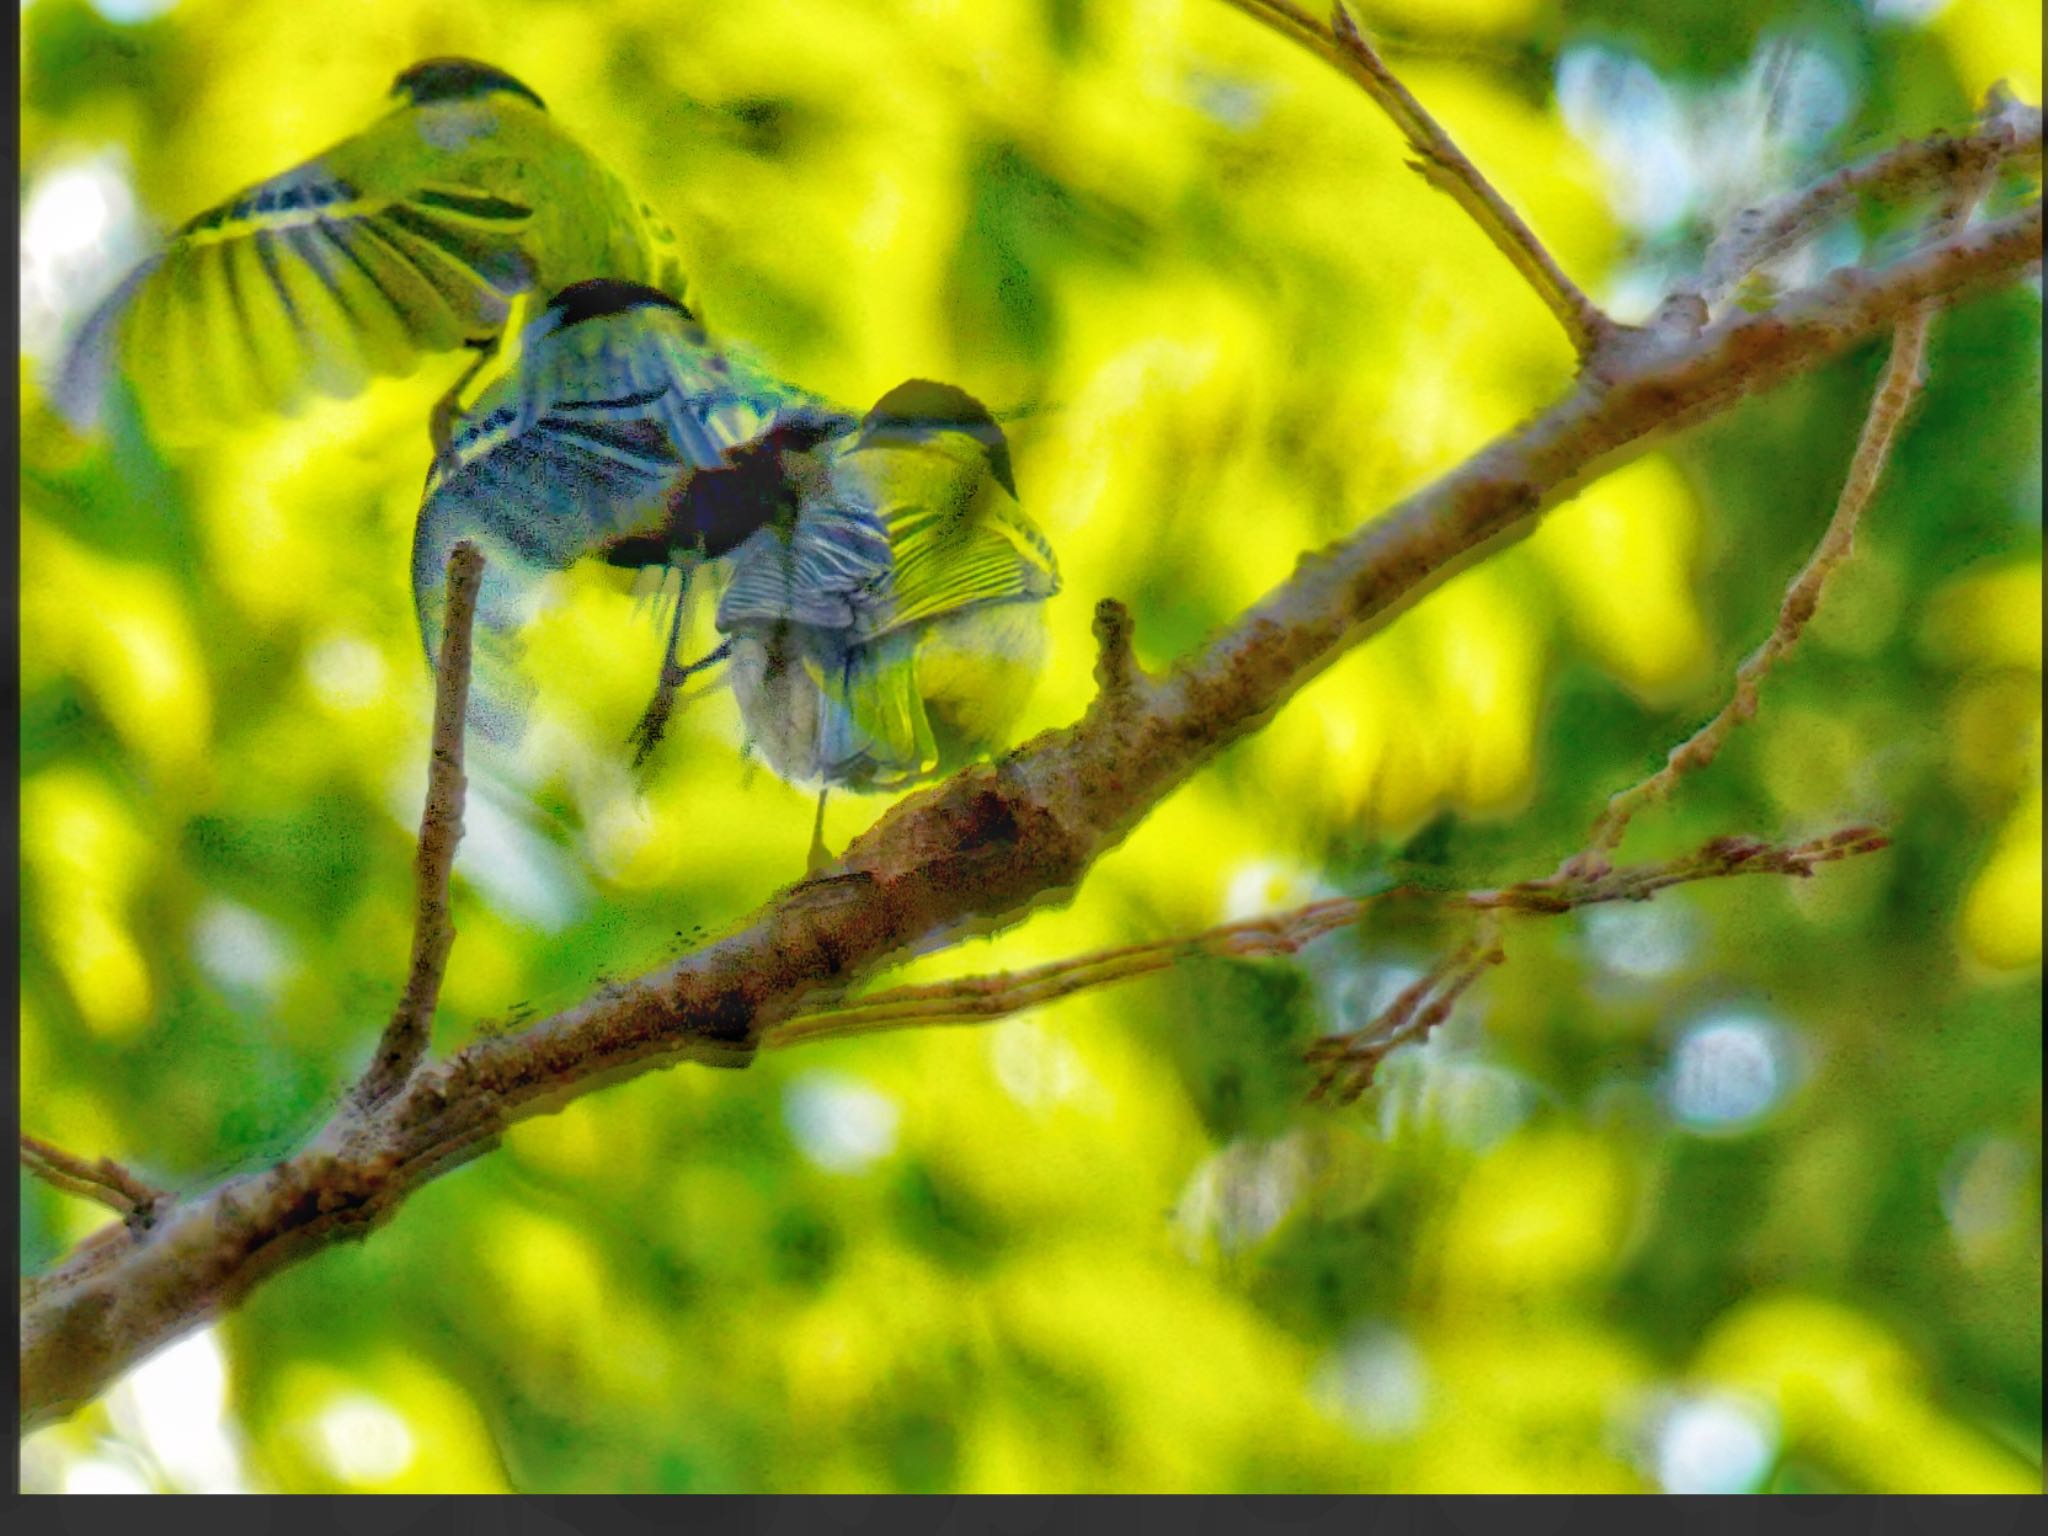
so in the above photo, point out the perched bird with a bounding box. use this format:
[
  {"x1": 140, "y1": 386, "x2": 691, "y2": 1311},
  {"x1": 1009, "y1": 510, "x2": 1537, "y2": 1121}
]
[
  {"x1": 715, "y1": 379, "x2": 1062, "y2": 867},
  {"x1": 409, "y1": 277, "x2": 850, "y2": 750},
  {"x1": 56, "y1": 57, "x2": 688, "y2": 448}
]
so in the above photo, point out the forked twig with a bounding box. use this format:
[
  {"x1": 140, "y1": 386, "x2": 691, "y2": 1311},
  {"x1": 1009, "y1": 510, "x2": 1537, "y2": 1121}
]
[
  {"x1": 1578, "y1": 178, "x2": 1993, "y2": 862},
  {"x1": 20, "y1": 1133, "x2": 166, "y2": 1231},
  {"x1": 1303, "y1": 824, "x2": 1890, "y2": 1100},
  {"x1": 1305, "y1": 924, "x2": 1504, "y2": 1103},
  {"x1": 1696, "y1": 85, "x2": 2042, "y2": 311}
]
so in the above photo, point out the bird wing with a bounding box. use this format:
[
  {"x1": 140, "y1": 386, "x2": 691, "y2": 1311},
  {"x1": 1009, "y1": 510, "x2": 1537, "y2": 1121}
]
[
  {"x1": 69, "y1": 141, "x2": 538, "y2": 440},
  {"x1": 411, "y1": 302, "x2": 766, "y2": 741},
  {"x1": 864, "y1": 471, "x2": 1061, "y2": 638},
  {"x1": 711, "y1": 381, "x2": 1060, "y2": 644},
  {"x1": 712, "y1": 502, "x2": 895, "y2": 634},
  {"x1": 840, "y1": 384, "x2": 1060, "y2": 640}
]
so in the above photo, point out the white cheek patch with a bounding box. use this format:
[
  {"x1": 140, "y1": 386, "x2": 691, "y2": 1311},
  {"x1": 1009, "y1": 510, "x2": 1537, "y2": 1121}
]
[{"x1": 418, "y1": 111, "x2": 497, "y2": 153}]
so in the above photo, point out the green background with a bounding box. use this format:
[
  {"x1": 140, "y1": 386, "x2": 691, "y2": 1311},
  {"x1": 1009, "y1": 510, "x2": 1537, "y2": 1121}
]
[{"x1": 18, "y1": 0, "x2": 2042, "y2": 1494}]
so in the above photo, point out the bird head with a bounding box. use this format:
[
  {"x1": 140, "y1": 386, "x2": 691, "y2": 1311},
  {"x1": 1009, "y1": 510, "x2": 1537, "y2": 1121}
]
[
  {"x1": 390, "y1": 58, "x2": 548, "y2": 113},
  {"x1": 859, "y1": 380, "x2": 1017, "y2": 498}
]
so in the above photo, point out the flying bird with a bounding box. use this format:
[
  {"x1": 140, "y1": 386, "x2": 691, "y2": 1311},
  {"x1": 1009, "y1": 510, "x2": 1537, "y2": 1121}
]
[{"x1": 408, "y1": 277, "x2": 850, "y2": 752}]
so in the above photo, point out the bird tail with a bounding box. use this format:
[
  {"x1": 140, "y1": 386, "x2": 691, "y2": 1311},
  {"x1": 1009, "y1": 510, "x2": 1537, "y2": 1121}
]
[{"x1": 831, "y1": 629, "x2": 938, "y2": 788}]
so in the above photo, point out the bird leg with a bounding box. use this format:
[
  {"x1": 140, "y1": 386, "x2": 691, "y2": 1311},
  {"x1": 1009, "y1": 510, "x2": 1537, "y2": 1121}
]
[
  {"x1": 807, "y1": 787, "x2": 833, "y2": 876},
  {"x1": 429, "y1": 339, "x2": 498, "y2": 462},
  {"x1": 628, "y1": 601, "x2": 731, "y2": 766}
]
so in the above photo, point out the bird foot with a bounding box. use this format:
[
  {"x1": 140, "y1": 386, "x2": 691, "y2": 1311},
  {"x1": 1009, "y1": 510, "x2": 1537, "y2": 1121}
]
[
  {"x1": 627, "y1": 677, "x2": 679, "y2": 766},
  {"x1": 626, "y1": 639, "x2": 733, "y2": 766}
]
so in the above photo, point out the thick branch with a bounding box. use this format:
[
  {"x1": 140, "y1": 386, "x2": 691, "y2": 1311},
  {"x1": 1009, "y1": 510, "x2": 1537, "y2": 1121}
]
[
  {"x1": 19, "y1": 185, "x2": 2041, "y2": 1430},
  {"x1": 353, "y1": 541, "x2": 483, "y2": 1109},
  {"x1": 1222, "y1": 0, "x2": 1618, "y2": 357}
]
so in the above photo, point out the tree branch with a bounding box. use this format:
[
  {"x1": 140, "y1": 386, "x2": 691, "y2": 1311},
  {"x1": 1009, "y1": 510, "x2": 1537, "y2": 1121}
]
[
  {"x1": 1308, "y1": 924, "x2": 1504, "y2": 1104},
  {"x1": 353, "y1": 541, "x2": 484, "y2": 1110},
  {"x1": 1581, "y1": 173, "x2": 1999, "y2": 860},
  {"x1": 765, "y1": 825, "x2": 1886, "y2": 1053},
  {"x1": 18, "y1": 130, "x2": 2041, "y2": 1429},
  {"x1": 1221, "y1": 0, "x2": 1620, "y2": 358},
  {"x1": 1695, "y1": 87, "x2": 2042, "y2": 312},
  {"x1": 1581, "y1": 304, "x2": 1933, "y2": 855}
]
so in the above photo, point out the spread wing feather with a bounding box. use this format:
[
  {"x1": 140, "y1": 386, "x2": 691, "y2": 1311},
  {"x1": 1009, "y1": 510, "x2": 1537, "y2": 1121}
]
[
  {"x1": 57, "y1": 123, "x2": 548, "y2": 435},
  {"x1": 411, "y1": 301, "x2": 836, "y2": 743}
]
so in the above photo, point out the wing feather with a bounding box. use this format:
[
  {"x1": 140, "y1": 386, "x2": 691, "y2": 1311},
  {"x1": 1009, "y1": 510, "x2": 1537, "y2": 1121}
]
[
  {"x1": 273, "y1": 222, "x2": 384, "y2": 392},
  {"x1": 411, "y1": 302, "x2": 812, "y2": 741},
  {"x1": 311, "y1": 219, "x2": 443, "y2": 373},
  {"x1": 63, "y1": 160, "x2": 533, "y2": 434},
  {"x1": 836, "y1": 629, "x2": 939, "y2": 785},
  {"x1": 52, "y1": 86, "x2": 707, "y2": 439}
]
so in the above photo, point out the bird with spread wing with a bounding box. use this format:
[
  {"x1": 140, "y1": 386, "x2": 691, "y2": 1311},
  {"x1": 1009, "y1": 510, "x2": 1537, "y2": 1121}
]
[
  {"x1": 57, "y1": 58, "x2": 688, "y2": 451},
  {"x1": 408, "y1": 277, "x2": 852, "y2": 757},
  {"x1": 60, "y1": 55, "x2": 1062, "y2": 868}
]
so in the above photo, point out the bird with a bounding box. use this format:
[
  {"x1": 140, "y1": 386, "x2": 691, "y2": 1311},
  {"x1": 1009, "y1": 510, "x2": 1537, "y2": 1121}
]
[
  {"x1": 408, "y1": 276, "x2": 851, "y2": 753},
  {"x1": 714, "y1": 378, "x2": 1062, "y2": 869},
  {"x1": 55, "y1": 57, "x2": 689, "y2": 452}
]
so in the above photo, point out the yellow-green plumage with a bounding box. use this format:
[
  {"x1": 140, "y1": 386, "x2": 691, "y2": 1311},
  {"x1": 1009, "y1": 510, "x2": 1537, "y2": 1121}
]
[
  {"x1": 59, "y1": 58, "x2": 687, "y2": 441},
  {"x1": 718, "y1": 380, "x2": 1060, "y2": 793}
]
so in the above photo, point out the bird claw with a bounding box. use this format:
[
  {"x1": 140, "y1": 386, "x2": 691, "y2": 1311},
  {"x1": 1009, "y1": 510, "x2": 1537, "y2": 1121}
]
[{"x1": 626, "y1": 679, "x2": 678, "y2": 766}]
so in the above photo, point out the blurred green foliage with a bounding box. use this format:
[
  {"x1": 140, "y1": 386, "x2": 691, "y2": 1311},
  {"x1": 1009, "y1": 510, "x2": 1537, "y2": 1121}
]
[{"x1": 19, "y1": 0, "x2": 2042, "y2": 1495}]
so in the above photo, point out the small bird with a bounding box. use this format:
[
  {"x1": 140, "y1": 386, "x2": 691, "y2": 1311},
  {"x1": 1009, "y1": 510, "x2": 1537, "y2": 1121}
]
[
  {"x1": 715, "y1": 379, "x2": 1062, "y2": 868},
  {"x1": 57, "y1": 57, "x2": 688, "y2": 450},
  {"x1": 409, "y1": 277, "x2": 850, "y2": 750}
]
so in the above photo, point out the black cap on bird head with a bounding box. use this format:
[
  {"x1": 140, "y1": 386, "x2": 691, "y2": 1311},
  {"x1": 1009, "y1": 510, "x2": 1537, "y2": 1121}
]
[
  {"x1": 392, "y1": 58, "x2": 547, "y2": 112},
  {"x1": 542, "y1": 278, "x2": 692, "y2": 330},
  {"x1": 860, "y1": 379, "x2": 1017, "y2": 497}
]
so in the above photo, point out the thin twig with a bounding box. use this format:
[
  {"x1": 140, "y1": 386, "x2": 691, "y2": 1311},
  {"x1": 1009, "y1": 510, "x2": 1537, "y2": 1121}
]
[
  {"x1": 1306, "y1": 923, "x2": 1504, "y2": 1103},
  {"x1": 1304, "y1": 824, "x2": 1890, "y2": 1099},
  {"x1": 765, "y1": 827, "x2": 1889, "y2": 1053},
  {"x1": 1579, "y1": 184, "x2": 1992, "y2": 860},
  {"x1": 1221, "y1": 0, "x2": 1618, "y2": 358},
  {"x1": 1695, "y1": 86, "x2": 2042, "y2": 311},
  {"x1": 763, "y1": 898, "x2": 1364, "y2": 1048},
  {"x1": 353, "y1": 541, "x2": 485, "y2": 1109},
  {"x1": 21, "y1": 1133, "x2": 166, "y2": 1230}
]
